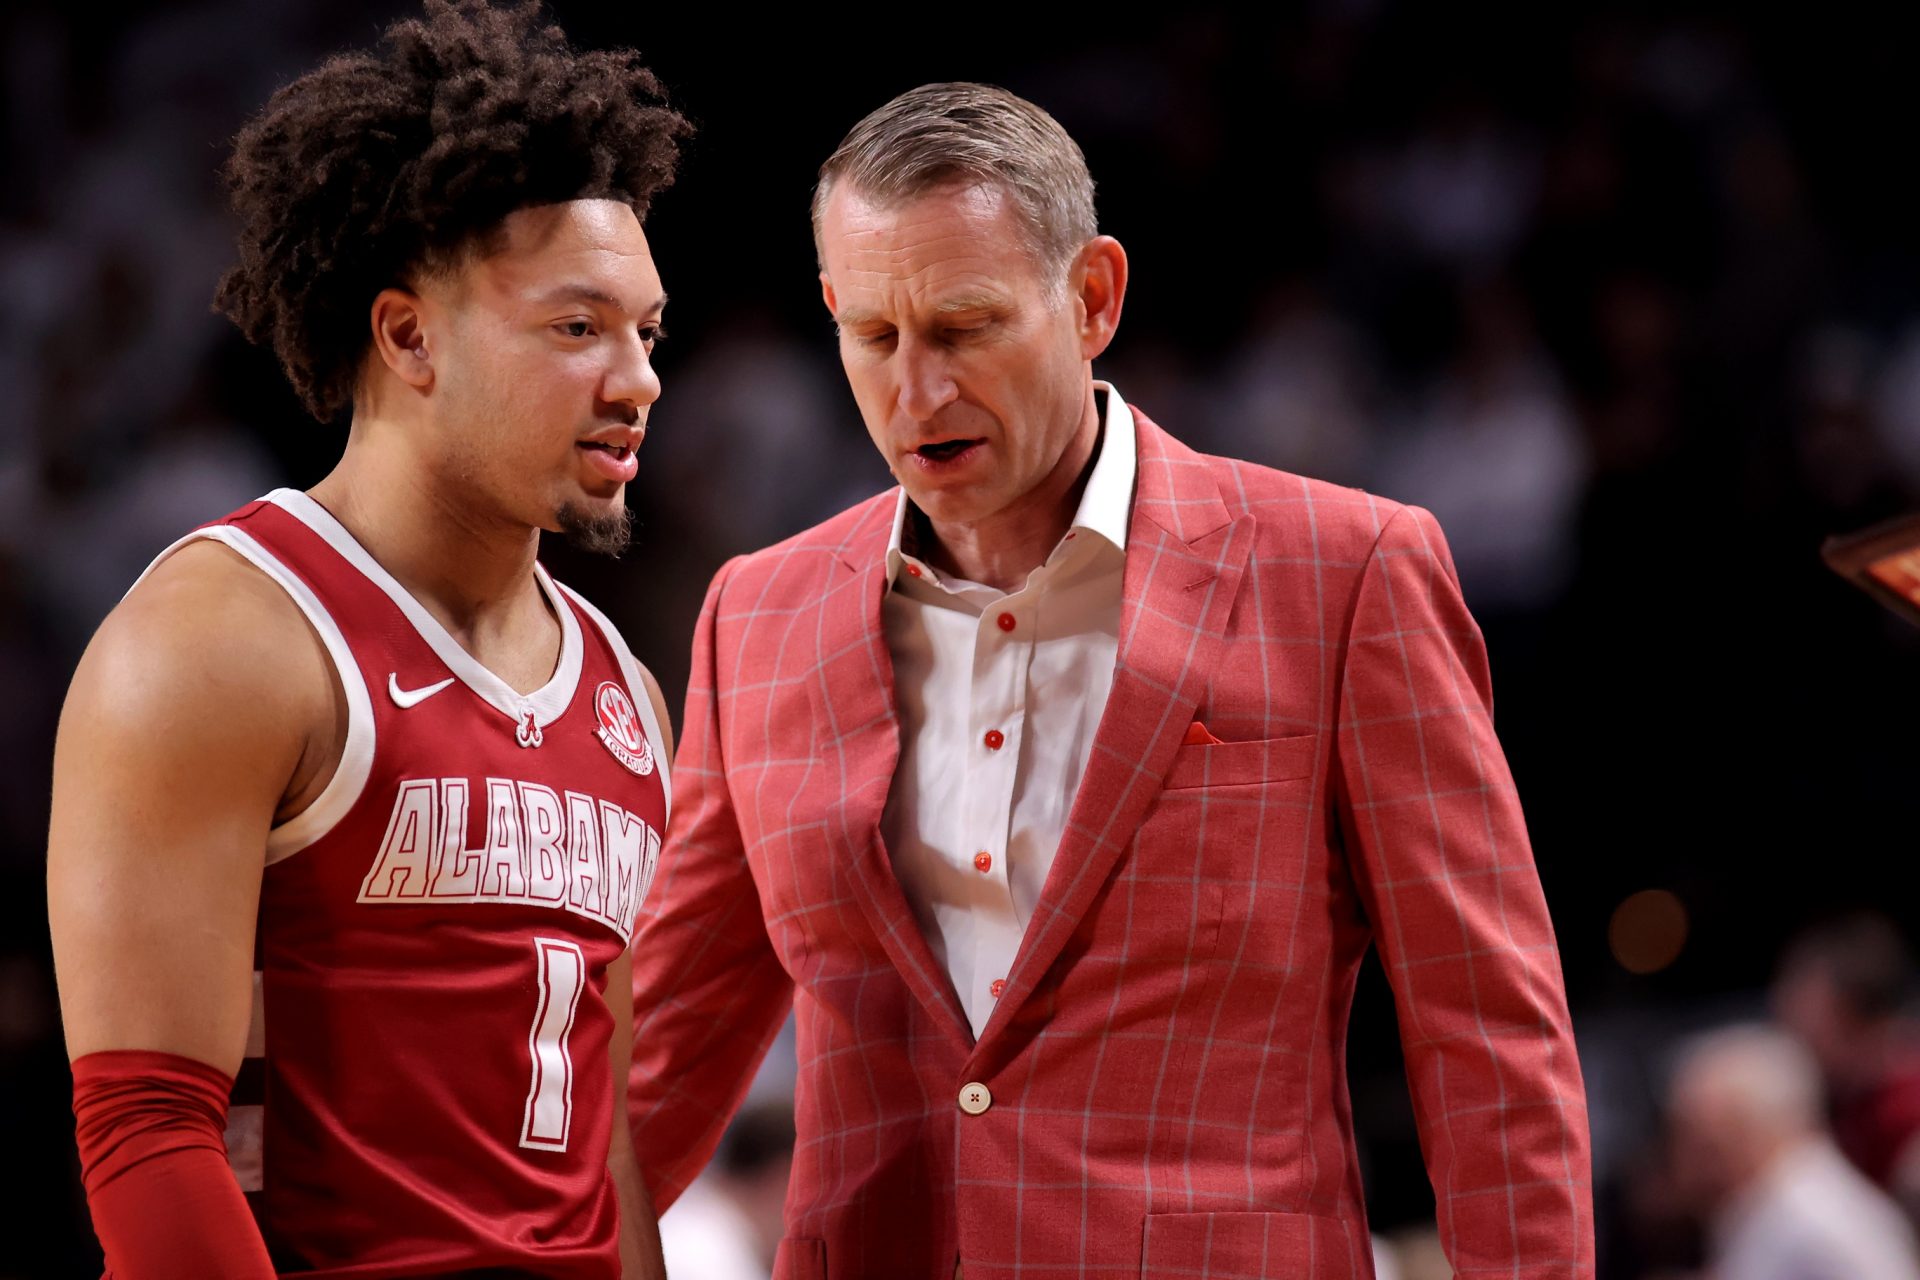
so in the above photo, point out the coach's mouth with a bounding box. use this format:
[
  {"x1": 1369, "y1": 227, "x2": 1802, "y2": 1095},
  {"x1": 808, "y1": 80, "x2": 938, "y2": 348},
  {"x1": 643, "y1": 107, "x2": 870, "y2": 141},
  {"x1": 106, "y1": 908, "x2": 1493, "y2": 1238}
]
[
  {"x1": 905, "y1": 438, "x2": 986, "y2": 476},
  {"x1": 912, "y1": 437, "x2": 984, "y2": 463}
]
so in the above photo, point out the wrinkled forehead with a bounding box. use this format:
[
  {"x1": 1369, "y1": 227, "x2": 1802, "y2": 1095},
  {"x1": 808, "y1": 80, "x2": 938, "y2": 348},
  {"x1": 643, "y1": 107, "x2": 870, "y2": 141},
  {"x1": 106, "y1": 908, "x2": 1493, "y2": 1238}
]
[{"x1": 821, "y1": 181, "x2": 1041, "y2": 315}]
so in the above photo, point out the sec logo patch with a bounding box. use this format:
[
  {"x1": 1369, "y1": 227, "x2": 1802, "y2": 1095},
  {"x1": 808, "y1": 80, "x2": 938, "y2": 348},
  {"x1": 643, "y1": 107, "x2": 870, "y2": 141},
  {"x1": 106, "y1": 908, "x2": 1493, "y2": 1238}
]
[{"x1": 594, "y1": 681, "x2": 655, "y2": 776}]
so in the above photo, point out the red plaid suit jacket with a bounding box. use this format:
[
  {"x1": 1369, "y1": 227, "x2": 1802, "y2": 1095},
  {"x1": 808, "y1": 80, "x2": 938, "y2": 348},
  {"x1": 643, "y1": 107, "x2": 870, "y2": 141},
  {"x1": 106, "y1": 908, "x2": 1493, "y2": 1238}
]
[{"x1": 629, "y1": 408, "x2": 1594, "y2": 1279}]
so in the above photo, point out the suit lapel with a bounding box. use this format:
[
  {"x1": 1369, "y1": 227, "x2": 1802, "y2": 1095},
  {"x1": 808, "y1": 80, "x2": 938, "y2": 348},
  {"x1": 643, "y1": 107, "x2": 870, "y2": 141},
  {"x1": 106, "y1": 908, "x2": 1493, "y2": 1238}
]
[
  {"x1": 975, "y1": 411, "x2": 1253, "y2": 1048},
  {"x1": 806, "y1": 504, "x2": 974, "y2": 1051}
]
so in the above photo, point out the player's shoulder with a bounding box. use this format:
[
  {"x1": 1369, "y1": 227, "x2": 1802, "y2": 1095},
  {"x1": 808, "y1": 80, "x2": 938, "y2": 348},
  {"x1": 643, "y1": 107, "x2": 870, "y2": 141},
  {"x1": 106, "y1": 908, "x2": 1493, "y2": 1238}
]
[
  {"x1": 109, "y1": 537, "x2": 317, "y2": 664},
  {"x1": 712, "y1": 488, "x2": 898, "y2": 602},
  {"x1": 73, "y1": 536, "x2": 331, "y2": 736}
]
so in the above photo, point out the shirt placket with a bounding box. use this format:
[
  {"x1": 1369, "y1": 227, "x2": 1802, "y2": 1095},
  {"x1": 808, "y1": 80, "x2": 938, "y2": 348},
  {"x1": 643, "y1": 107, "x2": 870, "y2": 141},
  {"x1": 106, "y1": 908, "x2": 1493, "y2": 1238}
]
[{"x1": 959, "y1": 578, "x2": 1039, "y2": 1032}]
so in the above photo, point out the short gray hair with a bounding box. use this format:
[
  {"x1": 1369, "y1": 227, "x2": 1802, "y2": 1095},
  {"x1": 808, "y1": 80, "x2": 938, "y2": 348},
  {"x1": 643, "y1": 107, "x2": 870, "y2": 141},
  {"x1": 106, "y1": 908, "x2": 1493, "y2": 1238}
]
[{"x1": 811, "y1": 82, "x2": 1098, "y2": 289}]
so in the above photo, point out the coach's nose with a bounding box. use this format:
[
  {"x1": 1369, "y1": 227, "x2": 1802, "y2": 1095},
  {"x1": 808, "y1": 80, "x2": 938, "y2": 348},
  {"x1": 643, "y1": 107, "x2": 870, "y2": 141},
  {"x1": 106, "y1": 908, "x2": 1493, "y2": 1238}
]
[{"x1": 894, "y1": 332, "x2": 958, "y2": 422}]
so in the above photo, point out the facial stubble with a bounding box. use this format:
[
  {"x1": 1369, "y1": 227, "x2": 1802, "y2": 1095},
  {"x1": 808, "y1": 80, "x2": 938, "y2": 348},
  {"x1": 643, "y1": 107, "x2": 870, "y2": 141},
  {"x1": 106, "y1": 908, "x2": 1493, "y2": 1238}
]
[{"x1": 557, "y1": 501, "x2": 632, "y2": 556}]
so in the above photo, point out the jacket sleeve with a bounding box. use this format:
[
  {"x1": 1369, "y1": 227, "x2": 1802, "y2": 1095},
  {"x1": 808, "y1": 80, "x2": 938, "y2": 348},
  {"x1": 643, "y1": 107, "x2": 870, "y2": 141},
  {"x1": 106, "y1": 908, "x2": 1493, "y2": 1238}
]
[
  {"x1": 627, "y1": 557, "x2": 795, "y2": 1210},
  {"x1": 1334, "y1": 504, "x2": 1595, "y2": 1278}
]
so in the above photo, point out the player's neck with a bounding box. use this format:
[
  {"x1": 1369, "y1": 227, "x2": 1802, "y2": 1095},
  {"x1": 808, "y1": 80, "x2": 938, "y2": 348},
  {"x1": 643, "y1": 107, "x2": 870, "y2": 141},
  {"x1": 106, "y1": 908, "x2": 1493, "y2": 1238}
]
[{"x1": 308, "y1": 448, "x2": 544, "y2": 635}]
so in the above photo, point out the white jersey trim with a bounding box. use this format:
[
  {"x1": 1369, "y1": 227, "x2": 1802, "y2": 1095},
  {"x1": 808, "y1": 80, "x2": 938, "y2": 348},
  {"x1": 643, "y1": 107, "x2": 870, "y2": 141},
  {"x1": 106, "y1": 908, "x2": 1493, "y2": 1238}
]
[
  {"x1": 264, "y1": 488, "x2": 585, "y2": 730},
  {"x1": 556, "y1": 582, "x2": 672, "y2": 824},
  {"x1": 129, "y1": 524, "x2": 376, "y2": 865}
]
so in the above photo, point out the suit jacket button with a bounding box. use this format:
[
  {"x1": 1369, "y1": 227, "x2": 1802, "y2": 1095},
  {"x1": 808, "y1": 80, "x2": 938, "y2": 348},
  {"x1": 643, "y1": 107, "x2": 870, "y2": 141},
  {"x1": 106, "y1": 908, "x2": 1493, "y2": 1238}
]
[{"x1": 958, "y1": 1082, "x2": 992, "y2": 1115}]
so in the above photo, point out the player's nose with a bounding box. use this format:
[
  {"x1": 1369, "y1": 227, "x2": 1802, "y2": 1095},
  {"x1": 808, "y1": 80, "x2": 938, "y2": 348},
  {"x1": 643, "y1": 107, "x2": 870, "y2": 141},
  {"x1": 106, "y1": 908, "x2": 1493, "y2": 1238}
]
[{"x1": 603, "y1": 332, "x2": 662, "y2": 412}]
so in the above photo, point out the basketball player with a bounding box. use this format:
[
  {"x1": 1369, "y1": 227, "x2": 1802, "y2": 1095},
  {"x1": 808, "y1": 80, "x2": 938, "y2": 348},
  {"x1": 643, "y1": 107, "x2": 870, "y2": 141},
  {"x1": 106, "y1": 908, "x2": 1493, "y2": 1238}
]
[{"x1": 45, "y1": 4, "x2": 687, "y2": 1277}]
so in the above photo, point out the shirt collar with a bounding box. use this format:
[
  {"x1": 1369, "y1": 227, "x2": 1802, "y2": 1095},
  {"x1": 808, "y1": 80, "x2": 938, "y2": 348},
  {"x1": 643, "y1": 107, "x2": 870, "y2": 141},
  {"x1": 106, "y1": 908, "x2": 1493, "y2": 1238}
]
[{"x1": 885, "y1": 380, "x2": 1136, "y2": 590}]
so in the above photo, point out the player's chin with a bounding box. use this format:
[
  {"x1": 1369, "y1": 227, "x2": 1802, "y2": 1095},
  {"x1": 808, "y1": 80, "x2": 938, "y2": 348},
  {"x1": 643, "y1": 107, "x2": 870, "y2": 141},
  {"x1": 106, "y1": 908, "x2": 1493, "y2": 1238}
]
[{"x1": 554, "y1": 496, "x2": 633, "y2": 558}]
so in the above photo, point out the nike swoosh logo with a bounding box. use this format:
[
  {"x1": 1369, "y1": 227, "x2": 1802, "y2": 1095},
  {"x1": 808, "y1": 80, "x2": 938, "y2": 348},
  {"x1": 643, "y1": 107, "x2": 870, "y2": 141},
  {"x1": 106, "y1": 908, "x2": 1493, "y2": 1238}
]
[{"x1": 388, "y1": 673, "x2": 456, "y2": 708}]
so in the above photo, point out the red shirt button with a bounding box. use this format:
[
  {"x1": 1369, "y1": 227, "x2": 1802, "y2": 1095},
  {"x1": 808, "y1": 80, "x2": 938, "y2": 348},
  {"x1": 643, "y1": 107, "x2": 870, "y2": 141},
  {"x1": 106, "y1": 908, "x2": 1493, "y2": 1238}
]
[
  {"x1": 973, "y1": 851, "x2": 992, "y2": 873},
  {"x1": 905, "y1": 563, "x2": 923, "y2": 578},
  {"x1": 996, "y1": 612, "x2": 1016, "y2": 632},
  {"x1": 990, "y1": 979, "x2": 1006, "y2": 998},
  {"x1": 983, "y1": 729, "x2": 1004, "y2": 750}
]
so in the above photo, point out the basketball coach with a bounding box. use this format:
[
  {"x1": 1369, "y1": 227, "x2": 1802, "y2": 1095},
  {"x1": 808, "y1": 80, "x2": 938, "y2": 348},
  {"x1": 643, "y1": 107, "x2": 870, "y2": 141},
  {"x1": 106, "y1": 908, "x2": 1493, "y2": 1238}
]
[{"x1": 625, "y1": 83, "x2": 1594, "y2": 1280}]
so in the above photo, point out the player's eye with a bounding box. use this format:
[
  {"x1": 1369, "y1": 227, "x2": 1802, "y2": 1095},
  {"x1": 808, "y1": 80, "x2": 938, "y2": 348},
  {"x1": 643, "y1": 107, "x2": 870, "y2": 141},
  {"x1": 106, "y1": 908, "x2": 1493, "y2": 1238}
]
[
  {"x1": 555, "y1": 320, "x2": 594, "y2": 339},
  {"x1": 640, "y1": 325, "x2": 667, "y2": 348}
]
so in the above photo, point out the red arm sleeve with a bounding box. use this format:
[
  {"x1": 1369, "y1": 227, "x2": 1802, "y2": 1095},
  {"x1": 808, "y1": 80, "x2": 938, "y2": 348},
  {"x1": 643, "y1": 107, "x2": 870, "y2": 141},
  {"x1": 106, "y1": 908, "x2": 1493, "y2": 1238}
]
[{"x1": 72, "y1": 1049, "x2": 277, "y2": 1280}]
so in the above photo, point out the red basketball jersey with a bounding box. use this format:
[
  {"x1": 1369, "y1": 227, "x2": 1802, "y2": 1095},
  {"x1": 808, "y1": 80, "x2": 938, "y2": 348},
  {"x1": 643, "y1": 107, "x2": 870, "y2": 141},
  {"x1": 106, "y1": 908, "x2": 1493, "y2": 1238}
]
[{"x1": 136, "y1": 489, "x2": 669, "y2": 1278}]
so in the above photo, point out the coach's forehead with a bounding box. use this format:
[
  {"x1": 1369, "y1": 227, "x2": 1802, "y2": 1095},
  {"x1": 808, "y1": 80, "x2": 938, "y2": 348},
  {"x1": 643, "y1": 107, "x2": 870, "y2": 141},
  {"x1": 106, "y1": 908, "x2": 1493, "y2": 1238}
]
[{"x1": 821, "y1": 181, "x2": 1037, "y2": 313}]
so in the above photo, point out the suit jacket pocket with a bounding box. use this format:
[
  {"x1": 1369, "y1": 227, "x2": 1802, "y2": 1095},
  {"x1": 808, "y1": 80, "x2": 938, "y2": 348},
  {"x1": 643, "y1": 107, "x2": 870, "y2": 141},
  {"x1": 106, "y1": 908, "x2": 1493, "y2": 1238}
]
[
  {"x1": 773, "y1": 1235, "x2": 827, "y2": 1280},
  {"x1": 1141, "y1": 1210, "x2": 1365, "y2": 1278},
  {"x1": 1162, "y1": 733, "x2": 1317, "y2": 791}
]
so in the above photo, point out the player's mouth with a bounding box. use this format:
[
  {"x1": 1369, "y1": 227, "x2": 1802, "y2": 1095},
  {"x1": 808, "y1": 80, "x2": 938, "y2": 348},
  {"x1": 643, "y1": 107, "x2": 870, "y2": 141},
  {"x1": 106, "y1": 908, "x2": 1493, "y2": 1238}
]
[
  {"x1": 908, "y1": 437, "x2": 985, "y2": 474},
  {"x1": 577, "y1": 430, "x2": 642, "y2": 484}
]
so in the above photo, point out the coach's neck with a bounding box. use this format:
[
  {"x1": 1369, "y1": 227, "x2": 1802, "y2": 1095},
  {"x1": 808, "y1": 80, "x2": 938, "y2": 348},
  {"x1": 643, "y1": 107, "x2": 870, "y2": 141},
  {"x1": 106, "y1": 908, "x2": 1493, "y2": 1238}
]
[{"x1": 920, "y1": 396, "x2": 1101, "y2": 593}]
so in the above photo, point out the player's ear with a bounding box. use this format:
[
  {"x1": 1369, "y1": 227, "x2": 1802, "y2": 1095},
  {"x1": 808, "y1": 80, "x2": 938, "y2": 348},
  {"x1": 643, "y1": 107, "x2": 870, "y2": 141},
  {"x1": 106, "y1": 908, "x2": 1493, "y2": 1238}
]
[{"x1": 369, "y1": 288, "x2": 435, "y2": 391}]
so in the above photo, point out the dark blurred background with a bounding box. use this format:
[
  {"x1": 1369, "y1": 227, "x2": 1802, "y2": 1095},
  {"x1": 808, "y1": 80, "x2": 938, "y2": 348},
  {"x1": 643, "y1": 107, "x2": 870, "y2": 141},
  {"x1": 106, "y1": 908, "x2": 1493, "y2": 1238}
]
[{"x1": 6, "y1": 3, "x2": 1920, "y2": 1277}]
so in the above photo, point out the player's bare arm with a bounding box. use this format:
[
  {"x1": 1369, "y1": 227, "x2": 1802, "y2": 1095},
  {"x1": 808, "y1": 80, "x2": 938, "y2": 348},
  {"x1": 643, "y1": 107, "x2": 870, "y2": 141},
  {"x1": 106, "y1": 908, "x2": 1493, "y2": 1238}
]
[
  {"x1": 49, "y1": 538, "x2": 341, "y2": 1274},
  {"x1": 50, "y1": 539, "x2": 341, "y2": 1071}
]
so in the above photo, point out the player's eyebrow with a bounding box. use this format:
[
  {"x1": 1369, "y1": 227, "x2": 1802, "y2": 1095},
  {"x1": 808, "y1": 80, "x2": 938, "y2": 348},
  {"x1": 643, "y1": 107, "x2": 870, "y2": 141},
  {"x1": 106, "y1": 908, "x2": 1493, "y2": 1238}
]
[{"x1": 534, "y1": 284, "x2": 667, "y2": 315}]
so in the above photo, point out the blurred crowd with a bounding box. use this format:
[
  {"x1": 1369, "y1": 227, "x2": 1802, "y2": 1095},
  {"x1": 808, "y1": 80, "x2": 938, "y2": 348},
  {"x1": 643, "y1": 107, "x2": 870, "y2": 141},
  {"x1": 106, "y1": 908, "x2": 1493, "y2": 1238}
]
[
  {"x1": 1624, "y1": 915, "x2": 1920, "y2": 1280},
  {"x1": 4, "y1": 3, "x2": 1920, "y2": 1277}
]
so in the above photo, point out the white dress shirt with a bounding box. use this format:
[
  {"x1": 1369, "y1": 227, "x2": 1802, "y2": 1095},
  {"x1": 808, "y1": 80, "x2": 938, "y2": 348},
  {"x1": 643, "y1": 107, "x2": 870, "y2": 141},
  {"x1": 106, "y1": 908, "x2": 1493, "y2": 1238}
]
[{"x1": 881, "y1": 382, "x2": 1135, "y2": 1038}]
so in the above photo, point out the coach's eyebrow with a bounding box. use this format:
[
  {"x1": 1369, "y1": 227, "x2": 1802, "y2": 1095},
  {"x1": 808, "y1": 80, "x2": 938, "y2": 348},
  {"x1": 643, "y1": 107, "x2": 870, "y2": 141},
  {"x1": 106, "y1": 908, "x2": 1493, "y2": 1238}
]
[
  {"x1": 835, "y1": 294, "x2": 1008, "y2": 330},
  {"x1": 932, "y1": 291, "x2": 1008, "y2": 317},
  {"x1": 833, "y1": 305, "x2": 887, "y2": 329}
]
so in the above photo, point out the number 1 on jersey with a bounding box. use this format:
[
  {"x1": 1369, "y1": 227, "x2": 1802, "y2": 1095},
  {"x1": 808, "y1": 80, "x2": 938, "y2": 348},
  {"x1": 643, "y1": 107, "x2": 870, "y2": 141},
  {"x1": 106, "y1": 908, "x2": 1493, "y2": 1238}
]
[{"x1": 521, "y1": 937, "x2": 586, "y2": 1152}]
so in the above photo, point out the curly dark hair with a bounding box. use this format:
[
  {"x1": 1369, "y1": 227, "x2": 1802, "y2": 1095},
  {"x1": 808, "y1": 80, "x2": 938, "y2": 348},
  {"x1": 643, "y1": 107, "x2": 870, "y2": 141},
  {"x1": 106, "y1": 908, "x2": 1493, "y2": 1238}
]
[{"x1": 215, "y1": 0, "x2": 691, "y2": 422}]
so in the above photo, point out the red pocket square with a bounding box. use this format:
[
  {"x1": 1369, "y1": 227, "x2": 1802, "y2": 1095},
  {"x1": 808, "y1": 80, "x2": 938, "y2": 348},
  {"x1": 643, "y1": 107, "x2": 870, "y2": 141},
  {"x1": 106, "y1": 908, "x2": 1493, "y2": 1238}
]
[{"x1": 1183, "y1": 720, "x2": 1225, "y2": 746}]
